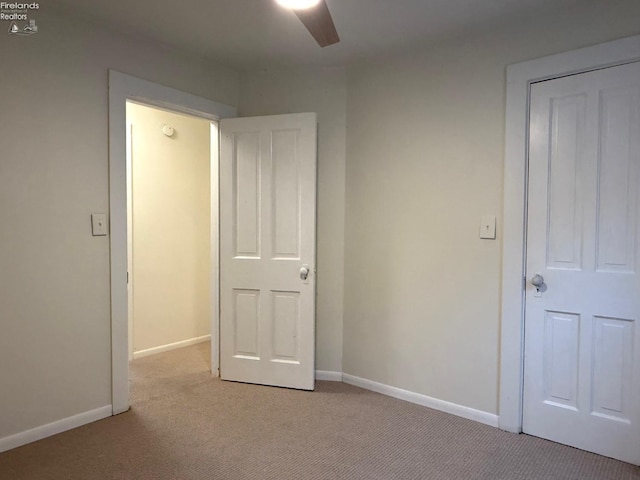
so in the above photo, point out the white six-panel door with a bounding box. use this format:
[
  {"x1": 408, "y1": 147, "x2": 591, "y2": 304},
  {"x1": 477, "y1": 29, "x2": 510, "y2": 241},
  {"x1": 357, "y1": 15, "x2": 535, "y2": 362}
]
[
  {"x1": 524, "y1": 62, "x2": 640, "y2": 464},
  {"x1": 219, "y1": 113, "x2": 316, "y2": 391}
]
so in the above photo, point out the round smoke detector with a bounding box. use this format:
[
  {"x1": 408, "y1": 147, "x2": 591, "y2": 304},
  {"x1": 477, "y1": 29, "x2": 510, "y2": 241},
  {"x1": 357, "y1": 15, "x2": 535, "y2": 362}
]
[{"x1": 162, "y1": 124, "x2": 175, "y2": 137}]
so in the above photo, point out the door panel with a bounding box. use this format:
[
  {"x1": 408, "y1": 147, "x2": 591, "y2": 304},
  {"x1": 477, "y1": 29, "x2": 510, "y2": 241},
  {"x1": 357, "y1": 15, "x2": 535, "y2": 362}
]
[
  {"x1": 219, "y1": 113, "x2": 316, "y2": 391},
  {"x1": 271, "y1": 130, "x2": 300, "y2": 256},
  {"x1": 546, "y1": 94, "x2": 585, "y2": 270},
  {"x1": 542, "y1": 311, "x2": 580, "y2": 410},
  {"x1": 271, "y1": 291, "x2": 300, "y2": 362},
  {"x1": 524, "y1": 62, "x2": 640, "y2": 465},
  {"x1": 591, "y1": 316, "x2": 634, "y2": 422},
  {"x1": 233, "y1": 132, "x2": 261, "y2": 257},
  {"x1": 597, "y1": 86, "x2": 638, "y2": 273},
  {"x1": 233, "y1": 289, "x2": 260, "y2": 358}
]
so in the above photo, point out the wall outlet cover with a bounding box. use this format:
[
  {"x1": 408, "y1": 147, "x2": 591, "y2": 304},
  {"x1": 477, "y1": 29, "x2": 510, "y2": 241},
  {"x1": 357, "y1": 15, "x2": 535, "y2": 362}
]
[
  {"x1": 91, "y1": 213, "x2": 108, "y2": 236},
  {"x1": 480, "y1": 215, "x2": 496, "y2": 240}
]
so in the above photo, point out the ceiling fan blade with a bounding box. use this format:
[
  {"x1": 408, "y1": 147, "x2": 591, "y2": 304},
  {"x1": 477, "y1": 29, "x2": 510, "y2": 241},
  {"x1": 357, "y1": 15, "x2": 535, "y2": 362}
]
[{"x1": 294, "y1": 0, "x2": 339, "y2": 47}]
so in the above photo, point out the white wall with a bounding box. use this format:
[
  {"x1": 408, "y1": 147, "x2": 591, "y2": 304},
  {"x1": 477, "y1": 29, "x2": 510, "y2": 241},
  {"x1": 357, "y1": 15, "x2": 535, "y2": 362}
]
[
  {"x1": 342, "y1": 0, "x2": 640, "y2": 415},
  {"x1": 238, "y1": 68, "x2": 347, "y2": 373},
  {"x1": 0, "y1": 7, "x2": 237, "y2": 440},
  {"x1": 128, "y1": 103, "x2": 211, "y2": 354}
]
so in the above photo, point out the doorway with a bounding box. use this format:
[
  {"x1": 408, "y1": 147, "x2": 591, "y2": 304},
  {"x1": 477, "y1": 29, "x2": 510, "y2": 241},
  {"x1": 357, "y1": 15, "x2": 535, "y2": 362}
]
[
  {"x1": 522, "y1": 61, "x2": 640, "y2": 464},
  {"x1": 499, "y1": 34, "x2": 640, "y2": 466},
  {"x1": 126, "y1": 102, "x2": 214, "y2": 361},
  {"x1": 109, "y1": 71, "x2": 318, "y2": 415},
  {"x1": 108, "y1": 70, "x2": 237, "y2": 414}
]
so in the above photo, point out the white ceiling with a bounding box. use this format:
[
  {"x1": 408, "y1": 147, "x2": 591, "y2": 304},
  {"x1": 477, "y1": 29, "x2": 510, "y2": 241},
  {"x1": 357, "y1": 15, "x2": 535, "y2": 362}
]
[{"x1": 55, "y1": 0, "x2": 584, "y2": 71}]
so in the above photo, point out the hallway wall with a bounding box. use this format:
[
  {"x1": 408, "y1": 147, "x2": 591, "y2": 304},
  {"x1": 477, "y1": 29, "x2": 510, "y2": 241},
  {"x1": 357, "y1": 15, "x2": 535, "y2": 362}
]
[{"x1": 128, "y1": 103, "x2": 212, "y2": 356}]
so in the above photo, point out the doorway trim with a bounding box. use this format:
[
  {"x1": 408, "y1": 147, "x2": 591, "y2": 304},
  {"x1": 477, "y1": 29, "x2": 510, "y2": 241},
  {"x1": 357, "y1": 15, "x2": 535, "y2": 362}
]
[
  {"x1": 108, "y1": 70, "x2": 236, "y2": 414},
  {"x1": 499, "y1": 34, "x2": 640, "y2": 432}
]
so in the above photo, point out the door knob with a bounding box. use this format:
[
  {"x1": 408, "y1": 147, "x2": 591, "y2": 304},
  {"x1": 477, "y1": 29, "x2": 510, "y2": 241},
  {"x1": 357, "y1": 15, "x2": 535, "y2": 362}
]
[
  {"x1": 299, "y1": 267, "x2": 309, "y2": 281},
  {"x1": 531, "y1": 274, "x2": 546, "y2": 296},
  {"x1": 531, "y1": 274, "x2": 545, "y2": 288}
]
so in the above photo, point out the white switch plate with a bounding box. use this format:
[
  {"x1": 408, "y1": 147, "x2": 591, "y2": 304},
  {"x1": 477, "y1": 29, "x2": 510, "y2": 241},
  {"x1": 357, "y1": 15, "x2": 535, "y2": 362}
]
[
  {"x1": 480, "y1": 215, "x2": 496, "y2": 239},
  {"x1": 91, "y1": 213, "x2": 108, "y2": 236}
]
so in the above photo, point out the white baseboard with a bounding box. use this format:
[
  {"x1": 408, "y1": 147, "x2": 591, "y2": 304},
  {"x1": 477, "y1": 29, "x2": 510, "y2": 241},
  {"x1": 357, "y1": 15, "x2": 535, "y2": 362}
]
[
  {"x1": 133, "y1": 334, "x2": 211, "y2": 359},
  {"x1": 342, "y1": 373, "x2": 499, "y2": 428},
  {"x1": 0, "y1": 405, "x2": 112, "y2": 454},
  {"x1": 315, "y1": 370, "x2": 343, "y2": 381}
]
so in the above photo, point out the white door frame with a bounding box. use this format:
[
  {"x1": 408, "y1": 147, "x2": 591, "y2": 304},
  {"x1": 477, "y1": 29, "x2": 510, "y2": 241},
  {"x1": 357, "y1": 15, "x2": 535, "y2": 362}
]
[
  {"x1": 499, "y1": 34, "x2": 640, "y2": 432},
  {"x1": 108, "y1": 70, "x2": 236, "y2": 414}
]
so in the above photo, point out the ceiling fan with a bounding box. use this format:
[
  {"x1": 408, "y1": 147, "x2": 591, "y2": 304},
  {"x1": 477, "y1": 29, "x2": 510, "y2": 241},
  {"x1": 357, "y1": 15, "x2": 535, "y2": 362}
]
[{"x1": 275, "y1": 0, "x2": 340, "y2": 47}]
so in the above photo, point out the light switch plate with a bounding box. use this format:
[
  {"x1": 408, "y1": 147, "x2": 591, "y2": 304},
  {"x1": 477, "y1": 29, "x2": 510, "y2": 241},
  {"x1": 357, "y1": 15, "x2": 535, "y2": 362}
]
[
  {"x1": 91, "y1": 213, "x2": 108, "y2": 236},
  {"x1": 480, "y1": 215, "x2": 496, "y2": 239}
]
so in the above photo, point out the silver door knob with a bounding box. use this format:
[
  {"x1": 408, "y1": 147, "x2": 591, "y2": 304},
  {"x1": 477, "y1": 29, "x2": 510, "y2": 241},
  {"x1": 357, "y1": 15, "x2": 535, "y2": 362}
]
[
  {"x1": 531, "y1": 274, "x2": 545, "y2": 288},
  {"x1": 299, "y1": 267, "x2": 309, "y2": 281}
]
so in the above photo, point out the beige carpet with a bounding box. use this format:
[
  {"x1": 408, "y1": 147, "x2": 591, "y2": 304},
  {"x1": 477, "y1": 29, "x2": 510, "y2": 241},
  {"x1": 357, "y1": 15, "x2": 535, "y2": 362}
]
[{"x1": 1, "y1": 343, "x2": 638, "y2": 480}]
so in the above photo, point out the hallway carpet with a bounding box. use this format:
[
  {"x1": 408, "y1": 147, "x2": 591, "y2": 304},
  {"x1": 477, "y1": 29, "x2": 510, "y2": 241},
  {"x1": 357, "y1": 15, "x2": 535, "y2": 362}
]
[{"x1": 0, "y1": 343, "x2": 638, "y2": 479}]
